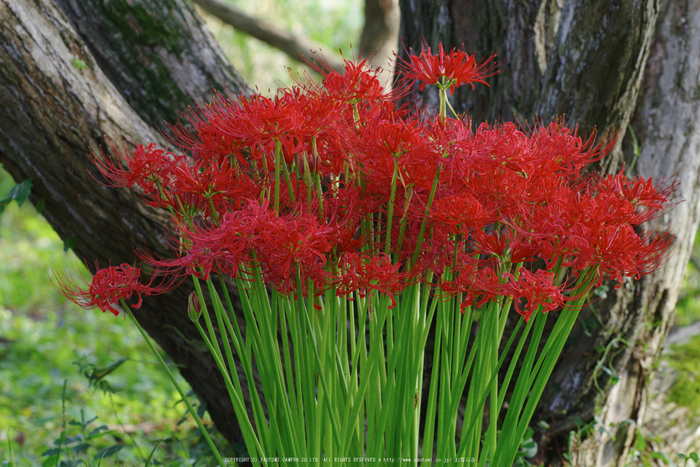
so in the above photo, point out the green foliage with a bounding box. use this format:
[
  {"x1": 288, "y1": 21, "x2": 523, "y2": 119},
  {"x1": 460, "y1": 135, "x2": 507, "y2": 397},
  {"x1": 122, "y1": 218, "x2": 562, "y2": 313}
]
[
  {"x1": 0, "y1": 179, "x2": 32, "y2": 215},
  {"x1": 0, "y1": 166, "x2": 224, "y2": 465},
  {"x1": 675, "y1": 230, "x2": 700, "y2": 326},
  {"x1": 72, "y1": 58, "x2": 88, "y2": 71},
  {"x1": 666, "y1": 334, "x2": 700, "y2": 415},
  {"x1": 628, "y1": 426, "x2": 699, "y2": 467}
]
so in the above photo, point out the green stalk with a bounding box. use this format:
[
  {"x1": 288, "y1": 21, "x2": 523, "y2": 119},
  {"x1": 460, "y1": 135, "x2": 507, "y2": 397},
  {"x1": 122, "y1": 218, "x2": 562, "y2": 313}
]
[
  {"x1": 194, "y1": 320, "x2": 265, "y2": 463},
  {"x1": 274, "y1": 138, "x2": 282, "y2": 212},
  {"x1": 420, "y1": 296, "x2": 444, "y2": 464},
  {"x1": 296, "y1": 271, "x2": 343, "y2": 450},
  {"x1": 124, "y1": 306, "x2": 227, "y2": 467},
  {"x1": 280, "y1": 154, "x2": 296, "y2": 204},
  {"x1": 219, "y1": 278, "x2": 271, "y2": 452},
  {"x1": 410, "y1": 165, "x2": 442, "y2": 266},
  {"x1": 438, "y1": 85, "x2": 447, "y2": 124},
  {"x1": 384, "y1": 157, "x2": 399, "y2": 255},
  {"x1": 193, "y1": 276, "x2": 223, "y2": 363}
]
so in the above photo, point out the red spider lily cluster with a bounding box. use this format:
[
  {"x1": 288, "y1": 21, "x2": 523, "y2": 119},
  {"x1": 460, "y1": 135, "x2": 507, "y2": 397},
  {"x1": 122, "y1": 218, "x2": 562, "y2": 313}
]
[{"x1": 58, "y1": 44, "x2": 676, "y2": 320}]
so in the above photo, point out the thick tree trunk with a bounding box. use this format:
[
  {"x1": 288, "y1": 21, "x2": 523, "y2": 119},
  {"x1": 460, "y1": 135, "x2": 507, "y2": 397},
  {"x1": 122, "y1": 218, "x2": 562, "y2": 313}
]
[
  {"x1": 399, "y1": 1, "x2": 700, "y2": 465},
  {"x1": 0, "y1": 0, "x2": 247, "y2": 444},
  {"x1": 360, "y1": 0, "x2": 400, "y2": 72}
]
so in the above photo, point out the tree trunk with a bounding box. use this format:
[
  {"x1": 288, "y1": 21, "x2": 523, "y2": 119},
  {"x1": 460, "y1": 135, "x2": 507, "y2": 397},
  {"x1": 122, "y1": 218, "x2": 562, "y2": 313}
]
[
  {"x1": 360, "y1": 0, "x2": 400, "y2": 72},
  {"x1": 0, "y1": 0, "x2": 247, "y2": 444},
  {"x1": 398, "y1": 1, "x2": 700, "y2": 465}
]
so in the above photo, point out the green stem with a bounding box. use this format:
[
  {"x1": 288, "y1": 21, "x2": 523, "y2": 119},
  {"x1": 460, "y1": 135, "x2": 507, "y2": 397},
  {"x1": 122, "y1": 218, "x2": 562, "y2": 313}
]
[
  {"x1": 124, "y1": 305, "x2": 226, "y2": 467},
  {"x1": 384, "y1": 157, "x2": 399, "y2": 255},
  {"x1": 274, "y1": 139, "x2": 282, "y2": 212}
]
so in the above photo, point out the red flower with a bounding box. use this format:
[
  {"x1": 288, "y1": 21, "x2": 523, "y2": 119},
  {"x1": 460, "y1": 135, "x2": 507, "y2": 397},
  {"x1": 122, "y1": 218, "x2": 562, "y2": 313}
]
[
  {"x1": 170, "y1": 157, "x2": 261, "y2": 217},
  {"x1": 335, "y1": 253, "x2": 404, "y2": 308},
  {"x1": 440, "y1": 263, "x2": 505, "y2": 311},
  {"x1": 140, "y1": 205, "x2": 258, "y2": 281},
  {"x1": 504, "y1": 268, "x2": 564, "y2": 321},
  {"x1": 51, "y1": 263, "x2": 176, "y2": 316},
  {"x1": 91, "y1": 143, "x2": 186, "y2": 205},
  {"x1": 396, "y1": 42, "x2": 498, "y2": 94},
  {"x1": 249, "y1": 206, "x2": 336, "y2": 294}
]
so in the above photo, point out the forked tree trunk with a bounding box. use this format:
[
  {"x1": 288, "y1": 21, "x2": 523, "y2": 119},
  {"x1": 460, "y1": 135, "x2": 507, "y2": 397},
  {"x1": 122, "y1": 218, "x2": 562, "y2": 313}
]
[
  {"x1": 398, "y1": 1, "x2": 700, "y2": 465},
  {"x1": 2, "y1": 0, "x2": 699, "y2": 464}
]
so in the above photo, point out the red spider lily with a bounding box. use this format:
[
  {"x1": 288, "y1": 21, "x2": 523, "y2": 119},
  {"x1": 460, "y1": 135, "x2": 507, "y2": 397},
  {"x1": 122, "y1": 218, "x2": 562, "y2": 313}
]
[
  {"x1": 591, "y1": 171, "x2": 679, "y2": 225},
  {"x1": 51, "y1": 263, "x2": 177, "y2": 316},
  {"x1": 429, "y1": 193, "x2": 490, "y2": 235},
  {"x1": 139, "y1": 206, "x2": 258, "y2": 281},
  {"x1": 248, "y1": 205, "x2": 336, "y2": 294},
  {"x1": 335, "y1": 253, "x2": 404, "y2": 308},
  {"x1": 523, "y1": 180, "x2": 676, "y2": 286},
  {"x1": 504, "y1": 268, "x2": 565, "y2": 321},
  {"x1": 305, "y1": 55, "x2": 393, "y2": 104},
  {"x1": 587, "y1": 224, "x2": 674, "y2": 287},
  {"x1": 73, "y1": 51, "x2": 677, "y2": 328},
  {"x1": 440, "y1": 264, "x2": 505, "y2": 311},
  {"x1": 91, "y1": 143, "x2": 186, "y2": 205},
  {"x1": 169, "y1": 95, "x2": 249, "y2": 162},
  {"x1": 395, "y1": 42, "x2": 498, "y2": 94},
  {"x1": 346, "y1": 117, "x2": 442, "y2": 193},
  {"x1": 170, "y1": 157, "x2": 261, "y2": 216}
]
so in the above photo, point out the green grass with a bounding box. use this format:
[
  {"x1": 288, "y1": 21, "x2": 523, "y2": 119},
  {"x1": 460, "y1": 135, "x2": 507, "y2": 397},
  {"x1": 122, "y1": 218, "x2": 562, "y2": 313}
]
[
  {"x1": 665, "y1": 224, "x2": 700, "y2": 418},
  {"x1": 667, "y1": 333, "x2": 700, "y2": 415},
  {"x1": 0, "y1": 167, "x2": 225, "y2": 466}
]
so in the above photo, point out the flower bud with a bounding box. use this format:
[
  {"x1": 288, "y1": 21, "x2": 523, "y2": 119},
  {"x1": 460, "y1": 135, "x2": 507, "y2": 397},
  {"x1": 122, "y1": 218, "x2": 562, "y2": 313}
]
[
  {"x1": 302, "y1": 154, "x2": 313, "y2": 187},
  {"x1": 188, "y1": 291, "x2": 202, "y2": 322}
]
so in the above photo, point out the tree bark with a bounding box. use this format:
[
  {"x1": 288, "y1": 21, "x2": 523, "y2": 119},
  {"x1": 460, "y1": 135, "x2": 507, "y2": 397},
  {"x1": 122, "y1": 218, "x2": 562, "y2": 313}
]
[
  {"x1": 0, "y1": 0, "x2": 247, "y2": 444},
  {"x1": 398, "y1": 1, "x2": 700, "y2": 465},
  {"x1": 360, "y1": 0, "x2": 400, "y2": 72}
]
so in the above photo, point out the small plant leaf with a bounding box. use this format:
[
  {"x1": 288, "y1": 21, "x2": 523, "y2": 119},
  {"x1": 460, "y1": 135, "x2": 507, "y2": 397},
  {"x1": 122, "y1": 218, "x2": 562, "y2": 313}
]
[
  {"x1": 650, "y1": 451, "x2": 675, "y2": 466},
  {"x1": 71, "y1": 443, "x2": 91, "y2": 454},
  {"x1": 86, "y1": 425, "x2": 110, "y2": 440},
  {"x1": 90, "y1": 358, "x2": 127, "y2": 383},
  {"x1": 196, "y1": 401, "x2": 207, "y2": 419},
  {"x1": 0, "y1": 179, "x2": 33, "y2": 214},
  {"x1": 72, "y1": 57, "x2": 88, "y2": 70},
  {"x1": 537, "y1": 420, "x2": 550, "y2": 430},
  {"x1": 6, "y1": 179, "x2": 32, "y2": 207},
  {"x1": 41, "y1": 448, "x2": 60, "y2": 457},
  {"x1": 93, "y1": 444, "x2": 124, "y2": 460},
  {"x1": 145, "y1": 437, "x2": 163, "y2": 466},
  {"x1": 63, "y1": 236, "x2": 78, "y2": 252},
  {"x1": 59, "y1": 460, "x2": 85, "y2": 467}
]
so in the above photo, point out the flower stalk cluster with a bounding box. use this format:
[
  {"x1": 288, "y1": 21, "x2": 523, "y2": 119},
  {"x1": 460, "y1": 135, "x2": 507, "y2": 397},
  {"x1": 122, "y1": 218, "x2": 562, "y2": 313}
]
[{"x1": 55, "y1": 43, "x2": 677, "y2": 466}]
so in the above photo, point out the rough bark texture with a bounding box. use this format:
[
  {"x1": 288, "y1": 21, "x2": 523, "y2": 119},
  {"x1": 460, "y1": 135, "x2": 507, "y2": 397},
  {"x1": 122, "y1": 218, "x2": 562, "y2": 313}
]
[
  {"x1": 399, "y1": 1, "x2": 699, "y2": 466},
  {"x1": 639, "y1": 0, "x2": 700, "y2": 454},
  {"x1": 0, "y1": 0, "x2": 247, "y2": 445},
  {"x1": 577, "y1": 0, "x2": 700, "y2": 463}
]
